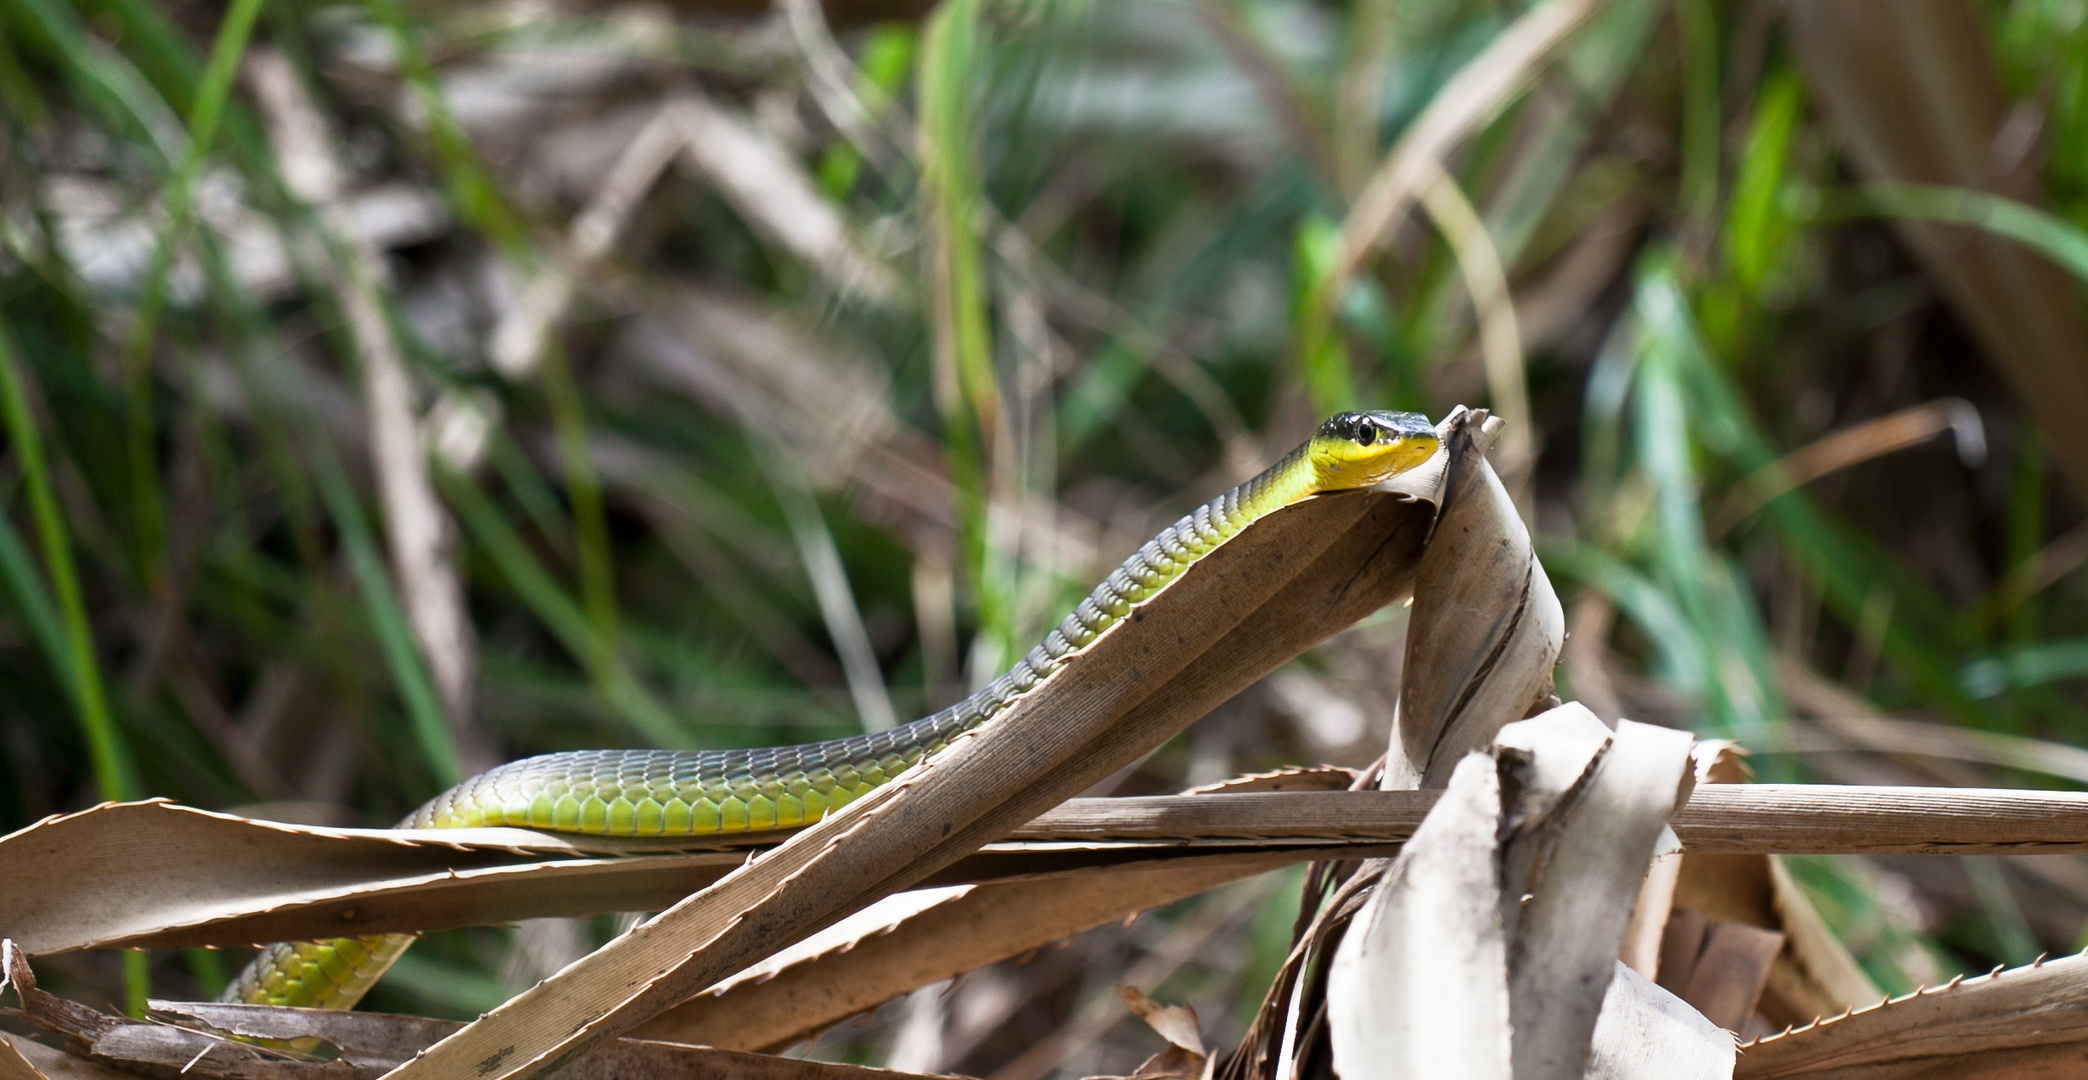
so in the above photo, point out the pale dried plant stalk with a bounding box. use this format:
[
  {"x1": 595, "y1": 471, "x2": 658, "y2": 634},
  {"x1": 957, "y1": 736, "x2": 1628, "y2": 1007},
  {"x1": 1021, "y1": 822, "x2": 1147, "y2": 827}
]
[
  {"x1": 1328, "y1": 0, "x2": 1610, "y2": 309},
  {"x1": 1415, "y1": 160, "x2": 1534, "y2": 522},
  {"x1": 1710, "y1": 398, "x2": 1985, "y2": 536},
  {"x1": 244, "y1": 50, "x2": 484, "y2": 768},
  {"x1": 487, "y1": 103, "x2": 687, "y2": 382},
  {"x1": 668, "y1": 89, "x2": 900, "y2": 305}
]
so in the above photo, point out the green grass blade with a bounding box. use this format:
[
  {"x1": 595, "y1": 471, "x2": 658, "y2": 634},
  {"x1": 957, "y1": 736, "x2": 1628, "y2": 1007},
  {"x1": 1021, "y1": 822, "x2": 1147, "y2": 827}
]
[
  {"x1": 1539, "y1": 540, "x2": 1709, "y2": 694},
  {"x1": 0, "y1": 315, "x2": 151, "y2": 1013},
  {"x1": 358, "y1": 0, "x2": 528, "y2": 252},
  {"x1": 0, "y1": 318, "x2": 135, "y2": 802},
  {"x1": 115, "y1": 0, "x2": 268, "y2": 585},
  {"x1": 761, "y1": 459, "x2": 897, "y2": 732},
  {"x1": 1833, "y1": 183, "x2": 2088, "y2": 286},
  {"x1": 1294, "y1": 214, "x2": 1359, "y2": 415},
  {"x1": 817, "y1": 21, "x2": 917, "y2": 199},
  {"x1": 1674, "y1": 0, "x2": 1720, "y2": 240},
  {"x1": 1962, "y1": 636, "x2": 2088, "y2": 698},
  {"x1": 1635, "y1": 313, "x2": 1780, "y2": 736},
  {"x1": 439, "y1": 467, "x2": 688, "y2": 747},
  {"x1": 919, "y1": 0, "x2": 1009, "y2": 676},
  {"x1": 1723, "y1": 70, "x2": 1804, "y2": 294},
  {"x1": 309, "y1": 442, "x2": 463, "y2": 789},
  {"x1": 1, "y1": 0, "x2": 183, "y2": 155},
  {"x1": 1635, "y1": 258, "x2": 1973, "y2": 710},
  {"x1": 538, "y1": 342, "x2": 623, "y2": 704},
  {"x1": 0, "y1": 488, "x2": 76, "y2": 700}
]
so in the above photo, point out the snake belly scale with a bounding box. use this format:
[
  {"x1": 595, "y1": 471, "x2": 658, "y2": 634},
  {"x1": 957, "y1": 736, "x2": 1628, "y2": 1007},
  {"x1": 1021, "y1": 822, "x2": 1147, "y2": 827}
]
[{"x1": 225, "y1": 411, "x2": 1438, "y2": 1009}]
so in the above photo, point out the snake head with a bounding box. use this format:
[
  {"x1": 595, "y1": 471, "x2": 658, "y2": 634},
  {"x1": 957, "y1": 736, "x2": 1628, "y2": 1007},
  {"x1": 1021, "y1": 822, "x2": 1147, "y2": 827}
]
[{"x1": 1309, "y1": 410, "x2": 1439, "y2": 489}]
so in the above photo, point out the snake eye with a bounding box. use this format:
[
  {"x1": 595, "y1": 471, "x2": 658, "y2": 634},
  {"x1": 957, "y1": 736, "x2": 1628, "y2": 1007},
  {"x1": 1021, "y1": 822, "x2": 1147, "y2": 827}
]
[{"x1": 1354, "y1": 423, "x2": 1377, "y2": 447}]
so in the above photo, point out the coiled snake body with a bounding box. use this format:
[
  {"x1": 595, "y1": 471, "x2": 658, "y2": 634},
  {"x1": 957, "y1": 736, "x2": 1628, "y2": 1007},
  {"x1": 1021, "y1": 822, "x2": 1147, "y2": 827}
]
[{"x1": 226, "y1": 411, "x2": 1438, "y2": 1009}]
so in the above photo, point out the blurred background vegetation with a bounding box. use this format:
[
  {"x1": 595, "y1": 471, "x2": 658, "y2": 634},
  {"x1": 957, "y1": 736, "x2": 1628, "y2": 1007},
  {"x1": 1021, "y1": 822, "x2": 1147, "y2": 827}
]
[{"x1": 6, "y1": 0, "x2": 2088, "y2": 1070}]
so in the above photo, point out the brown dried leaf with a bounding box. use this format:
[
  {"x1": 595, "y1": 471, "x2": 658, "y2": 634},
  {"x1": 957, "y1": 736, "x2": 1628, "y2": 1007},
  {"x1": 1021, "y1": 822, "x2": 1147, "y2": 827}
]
[
  {"x1": 1672, "y1": 921, "x2": 1787, "y2": 1031},
  {"x1": 1391, "y1": 413, "x2": 1565, "y2": 788},
  {"x1": 0, "y1": 1038, "x2": 47, "y2": 1080},
  {"x1": 1670, "y1": 749, "x2": 1879, "y2": 1035},
  {"x1": 1585, "y1": 963, "x2": 1735, "y2": 1080},
  {"x1": 1735, "y1": 954, "x2": 2088, "y2": 1078},
  {"x1": 0, "y1": 803, "x2": 747, "y2": 954},
  {"x1": 1117, "y1": 986, "x2": 1204, "y2": 1055},
  {"x1": 639, "y1": 857, "x2": 1270, "y2": 1052},
  {"x1": 1327, "y1": 753, "x2": 1513, "y2": 1080}
]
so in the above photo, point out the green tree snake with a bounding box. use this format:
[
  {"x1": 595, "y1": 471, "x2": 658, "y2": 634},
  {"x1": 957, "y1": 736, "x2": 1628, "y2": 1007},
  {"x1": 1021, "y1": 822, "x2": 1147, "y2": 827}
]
[{"x1": 224, "y1": 410, "x2": 1439, "y2": 1009}]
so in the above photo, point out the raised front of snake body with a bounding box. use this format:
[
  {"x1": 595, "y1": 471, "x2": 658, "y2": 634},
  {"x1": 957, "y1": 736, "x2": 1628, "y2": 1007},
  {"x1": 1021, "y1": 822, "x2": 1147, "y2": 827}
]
[{"x1": 226, "y1": 411, "x2": 1439, "y2": 1010}]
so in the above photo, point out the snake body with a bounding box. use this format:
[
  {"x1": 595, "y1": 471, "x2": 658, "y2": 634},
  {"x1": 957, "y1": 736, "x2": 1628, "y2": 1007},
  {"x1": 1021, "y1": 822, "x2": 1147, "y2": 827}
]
[{"x1": 225, "y1": 411, "x2": 1438, "y2": 1009}]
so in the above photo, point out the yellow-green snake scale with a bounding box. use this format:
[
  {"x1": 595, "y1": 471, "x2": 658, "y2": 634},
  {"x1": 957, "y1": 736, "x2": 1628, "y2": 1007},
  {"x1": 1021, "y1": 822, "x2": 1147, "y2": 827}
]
[{"x1": 226, "y1": 411, "x2": 1438, "y2": 1010}]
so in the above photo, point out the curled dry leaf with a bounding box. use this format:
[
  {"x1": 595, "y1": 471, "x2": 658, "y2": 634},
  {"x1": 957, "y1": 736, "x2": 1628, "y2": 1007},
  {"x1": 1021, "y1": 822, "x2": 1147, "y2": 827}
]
[
  {"x1": 1501, "y1": 712, "x2": 1697, "y2": 1080},
  {"x1": 1392, "y1": 410, "x2": 1566, "y2": 788},
  {"x1": 1098, "y1": 994, "x2": 1210, "y2": 1080},
  {"x1": 1117, "y1": 986, "x2": 1205, "y2": 1056},
  {"x1": 1735, "y1": 953, "x2": 2088, "y2": 1079},
  {"x1": 1327, "y1": 752, "x2": 1513, "y2": 1080},
  {"x1": 1655, "y1": 909, "x2": 1786, "y2": 1032},
  {"x1": 1320, "y1": 705, "x2": 1702, "y2": 1080},
  {"x1": 1759, "y1": 858, "x2": 1882, "y2": 1024},
  {"x1": 0, "y1": 800, "x2": 744, "y2": 955},
  {"x1": 1660, "y1": 739, "x2": 1874, "y2": 1035},
  {"x1": 1584, "y1": 963, "x2": 1736, "y2": 1080}
]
